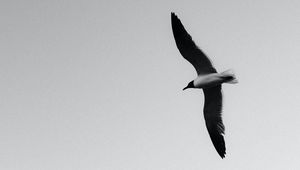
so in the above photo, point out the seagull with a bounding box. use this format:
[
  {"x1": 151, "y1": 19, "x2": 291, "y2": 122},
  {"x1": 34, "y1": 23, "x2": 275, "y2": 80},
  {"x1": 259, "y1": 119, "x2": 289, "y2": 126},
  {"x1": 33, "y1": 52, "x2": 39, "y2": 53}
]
[{"x1": 171, "y1": 12, "x2": 238, "y2": 158}]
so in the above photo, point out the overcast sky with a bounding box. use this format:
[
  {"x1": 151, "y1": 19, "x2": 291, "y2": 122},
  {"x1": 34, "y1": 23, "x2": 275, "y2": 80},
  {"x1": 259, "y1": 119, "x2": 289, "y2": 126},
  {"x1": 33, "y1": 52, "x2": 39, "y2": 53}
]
[{"x1": 1, "y1": 0, "x2": 300, "y2": 169}]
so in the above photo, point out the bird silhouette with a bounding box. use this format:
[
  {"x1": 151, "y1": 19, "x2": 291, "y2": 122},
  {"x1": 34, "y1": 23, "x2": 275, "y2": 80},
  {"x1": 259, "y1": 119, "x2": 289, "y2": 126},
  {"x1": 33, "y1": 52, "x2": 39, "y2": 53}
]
[{"x1": 171, "y1": 12, "x2": 238, "y2": 158}]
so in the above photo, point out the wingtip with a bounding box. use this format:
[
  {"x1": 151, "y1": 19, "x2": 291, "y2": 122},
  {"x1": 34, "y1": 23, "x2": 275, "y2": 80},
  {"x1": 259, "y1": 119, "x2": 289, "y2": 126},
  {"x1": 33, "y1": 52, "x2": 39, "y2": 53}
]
[
  {"x1": 171, "y1": 12, "x2": 178, "y2": 18},
  {"x1": 217, "y1": 146, "x2": 226, "y2": 159},
  {"x1": 220, "y1": 153, "x2": 226, "y2": 159},
  {"x1": 171, "y1": 12, "x2": 175, "y2": 18},
  {"x1": 171, "y1": 12, "x2": 180, "y2": 26},
  {"x1": 218, "y1": 148, "x2": 226, "y2": 159}
]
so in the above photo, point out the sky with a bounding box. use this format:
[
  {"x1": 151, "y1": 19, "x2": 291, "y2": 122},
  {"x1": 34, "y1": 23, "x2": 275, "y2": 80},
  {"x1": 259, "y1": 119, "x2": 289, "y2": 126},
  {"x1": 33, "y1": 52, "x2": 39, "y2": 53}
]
[{"x1": 1, "y1": 0, "x2": 300, "y2": 169}]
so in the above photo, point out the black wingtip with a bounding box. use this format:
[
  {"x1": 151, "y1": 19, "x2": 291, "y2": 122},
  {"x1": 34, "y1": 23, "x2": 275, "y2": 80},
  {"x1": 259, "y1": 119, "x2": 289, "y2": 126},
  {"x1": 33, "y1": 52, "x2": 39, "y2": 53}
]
[
  {"x1": 215, "y1": 143, "x2": 226, "y2": 158},
  {"x1": 213, "y1": 135, "x2": 226, "y2": 159},
  {"x1": 215, "y1": 140, "x2": 226, "y2": 159},
  {"x1": 220, "y1": 152, "x2": 226, "y2": 159},
  {"x1": 171, "y1": 12, "x2": 183, "y2": 35},
  {"x1": 171, "y1": 12, "x2": 178, "y2": 19},
  {"x1": 171, "y1": 12, "x2": 176, "y2": 19}
]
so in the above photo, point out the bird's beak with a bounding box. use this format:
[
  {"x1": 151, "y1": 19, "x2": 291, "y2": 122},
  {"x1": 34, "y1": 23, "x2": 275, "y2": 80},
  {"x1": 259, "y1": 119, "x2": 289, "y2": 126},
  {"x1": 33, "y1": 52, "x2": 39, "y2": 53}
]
[{"x1": 183, "y1": 86, "x2": 189, "y2": 91}]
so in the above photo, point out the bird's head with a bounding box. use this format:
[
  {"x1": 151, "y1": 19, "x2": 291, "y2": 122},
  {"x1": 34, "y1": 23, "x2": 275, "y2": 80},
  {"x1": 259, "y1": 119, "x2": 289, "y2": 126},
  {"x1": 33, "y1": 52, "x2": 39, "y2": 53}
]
[{"x1": 183, "y1": 81, "x2": 195, "y2": 90}]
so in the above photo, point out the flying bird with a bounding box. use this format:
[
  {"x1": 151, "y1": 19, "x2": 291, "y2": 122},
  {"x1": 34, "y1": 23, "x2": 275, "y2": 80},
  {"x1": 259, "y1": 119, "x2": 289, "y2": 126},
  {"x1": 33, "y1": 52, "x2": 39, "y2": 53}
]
[{"x1": 171, "y1": 12, "x2": 238, "y2": 158}]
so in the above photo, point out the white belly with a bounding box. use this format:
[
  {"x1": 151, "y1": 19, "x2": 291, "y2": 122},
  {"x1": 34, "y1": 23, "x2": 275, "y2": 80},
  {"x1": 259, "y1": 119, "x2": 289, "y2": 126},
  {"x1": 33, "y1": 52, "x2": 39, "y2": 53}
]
[{"x1": 193, "y1": 73, "x2": 224, "y2": 88}]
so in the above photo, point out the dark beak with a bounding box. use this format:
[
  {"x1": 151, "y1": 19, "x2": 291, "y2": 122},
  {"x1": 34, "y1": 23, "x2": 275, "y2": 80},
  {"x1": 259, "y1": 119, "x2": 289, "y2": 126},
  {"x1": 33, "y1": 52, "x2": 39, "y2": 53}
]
[{"x1": 183, "y1": 86, "x2": 189, "y2": 91}]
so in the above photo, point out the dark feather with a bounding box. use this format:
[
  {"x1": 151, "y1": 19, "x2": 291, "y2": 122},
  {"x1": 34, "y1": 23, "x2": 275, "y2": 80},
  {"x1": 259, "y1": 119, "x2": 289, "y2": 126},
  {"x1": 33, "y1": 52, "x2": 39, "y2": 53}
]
[
  {"x1": 203, "y1": 86, "x2": 226, "y2": 158},
  {"x1": 171, "y1": 12, "x2": 216, "y2": 75}
]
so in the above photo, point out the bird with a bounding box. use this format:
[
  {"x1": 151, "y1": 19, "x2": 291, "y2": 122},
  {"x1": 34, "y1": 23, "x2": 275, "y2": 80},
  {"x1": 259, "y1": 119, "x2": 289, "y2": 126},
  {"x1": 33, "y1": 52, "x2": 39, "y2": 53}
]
[{"x1": 171, "y1": 12, "x2": 238, "y2": 158}]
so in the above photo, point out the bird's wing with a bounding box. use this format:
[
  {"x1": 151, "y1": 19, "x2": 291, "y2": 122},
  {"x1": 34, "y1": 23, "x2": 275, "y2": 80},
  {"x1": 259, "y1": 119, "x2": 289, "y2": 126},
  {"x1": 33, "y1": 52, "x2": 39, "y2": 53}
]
[
  {"x1": 171, "y1": 12, "x2": 216, "y2": 75},
  {"x1": 203, "y1": 86, "x2": 226, "y2": 158}
]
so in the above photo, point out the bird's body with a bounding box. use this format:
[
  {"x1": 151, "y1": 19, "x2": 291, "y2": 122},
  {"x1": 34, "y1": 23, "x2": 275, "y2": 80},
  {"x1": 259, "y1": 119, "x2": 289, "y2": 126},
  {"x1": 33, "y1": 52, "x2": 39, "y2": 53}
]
[
  {"x1": 193, "y1": 70, "x2": 237, "y2": 89},
  {"x1": 171, "y1": 12, "x2": 238, "y2": 158}
]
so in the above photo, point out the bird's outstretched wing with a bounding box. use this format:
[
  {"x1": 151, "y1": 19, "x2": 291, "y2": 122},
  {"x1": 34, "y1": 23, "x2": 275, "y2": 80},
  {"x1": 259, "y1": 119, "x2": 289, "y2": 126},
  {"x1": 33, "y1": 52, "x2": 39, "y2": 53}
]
[
  {"x1": 203, "y1": 86, "x2": 226, "y2": 158},
  {"x1": 171, "y1": 12, "x2": 216, "y2": 75}
]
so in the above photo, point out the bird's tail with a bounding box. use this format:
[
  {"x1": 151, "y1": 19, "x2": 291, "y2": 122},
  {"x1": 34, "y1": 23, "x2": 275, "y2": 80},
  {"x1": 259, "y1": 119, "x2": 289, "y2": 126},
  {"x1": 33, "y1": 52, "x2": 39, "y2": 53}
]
[{"x1": 221, "y1": 69, "x2": 238, "y2": 84}]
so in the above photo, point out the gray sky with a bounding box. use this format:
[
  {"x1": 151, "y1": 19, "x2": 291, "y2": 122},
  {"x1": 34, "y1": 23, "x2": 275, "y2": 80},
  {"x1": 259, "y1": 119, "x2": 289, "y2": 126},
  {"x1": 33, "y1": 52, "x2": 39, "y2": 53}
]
[{"x1": 1, "y1": 0, "x2": 300, "y2": 169}]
